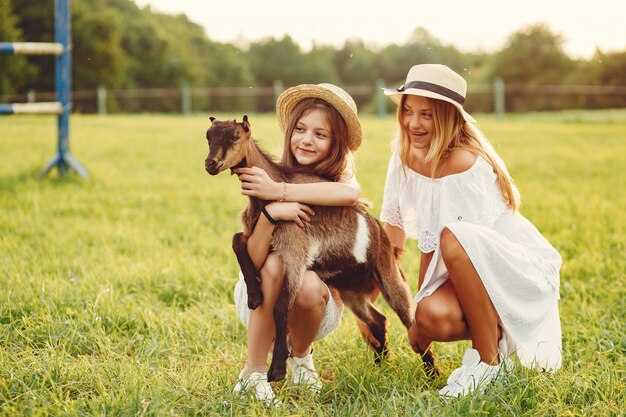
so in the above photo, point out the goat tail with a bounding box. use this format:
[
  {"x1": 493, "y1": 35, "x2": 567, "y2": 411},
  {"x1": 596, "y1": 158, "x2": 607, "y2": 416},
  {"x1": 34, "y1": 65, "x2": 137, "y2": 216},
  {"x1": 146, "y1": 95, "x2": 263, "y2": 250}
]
[{"x1": 374, "y1": 267, "x2": 414, "y2": 329}]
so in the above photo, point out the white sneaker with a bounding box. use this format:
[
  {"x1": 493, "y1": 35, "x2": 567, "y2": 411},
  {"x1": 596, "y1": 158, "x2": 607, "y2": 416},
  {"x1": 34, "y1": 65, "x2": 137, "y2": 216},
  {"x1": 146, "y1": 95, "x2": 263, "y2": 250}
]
[
  {"x1": 438, "y1": 348, "x2": 508, "y2": 398},
  {"x1": 287, "y1": 352, "x2": 322, "y2": 394},
  {"x1": 233, "y1": 371, "x2": 281, "y2": 407}
]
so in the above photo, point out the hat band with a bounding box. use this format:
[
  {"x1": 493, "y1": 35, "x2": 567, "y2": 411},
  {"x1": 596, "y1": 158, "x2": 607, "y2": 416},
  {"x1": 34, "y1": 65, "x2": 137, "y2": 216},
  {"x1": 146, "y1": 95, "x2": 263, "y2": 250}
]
[{"x1": 397, "y1": 81, "x2": 466, "y2": 105}]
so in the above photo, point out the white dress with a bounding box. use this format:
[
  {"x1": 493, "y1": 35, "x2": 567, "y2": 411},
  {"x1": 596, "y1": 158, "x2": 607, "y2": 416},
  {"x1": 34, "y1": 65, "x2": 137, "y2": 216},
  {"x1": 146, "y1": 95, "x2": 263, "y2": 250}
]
[{"x1": 380, "y1": 153, "x2": 562, "y2": 371}]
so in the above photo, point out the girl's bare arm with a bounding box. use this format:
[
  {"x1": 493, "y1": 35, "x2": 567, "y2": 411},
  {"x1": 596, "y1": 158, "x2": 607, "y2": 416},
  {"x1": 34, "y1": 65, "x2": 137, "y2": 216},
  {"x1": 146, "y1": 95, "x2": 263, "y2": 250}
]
[
  {"x1": 235, "y1": 166, "x2": 360, "y2": 206},
  {"x1": 246, "y1": 202, "x2": 315, "y2": 270}
]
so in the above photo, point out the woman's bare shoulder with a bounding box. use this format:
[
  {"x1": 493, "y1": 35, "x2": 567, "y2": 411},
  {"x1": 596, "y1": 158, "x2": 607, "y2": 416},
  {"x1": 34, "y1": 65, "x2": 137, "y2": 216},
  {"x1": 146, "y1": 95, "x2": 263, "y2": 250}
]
[{"x1": 440, "y1": 148, "x2": 478, "y2": 176}]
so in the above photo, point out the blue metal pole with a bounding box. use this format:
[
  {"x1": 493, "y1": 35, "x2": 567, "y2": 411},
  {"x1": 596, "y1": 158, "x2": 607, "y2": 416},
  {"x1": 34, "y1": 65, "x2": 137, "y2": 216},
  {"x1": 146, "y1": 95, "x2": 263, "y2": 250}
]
[
  {"x1": 56, "y1": 0, "x2": 70, "y2": 172},
  {"x1": 0, "y1": 43, "x2": 16, "y2": 54},
  {"x1": 42, "y1": 0, "x2": 88, "y2": 177}
]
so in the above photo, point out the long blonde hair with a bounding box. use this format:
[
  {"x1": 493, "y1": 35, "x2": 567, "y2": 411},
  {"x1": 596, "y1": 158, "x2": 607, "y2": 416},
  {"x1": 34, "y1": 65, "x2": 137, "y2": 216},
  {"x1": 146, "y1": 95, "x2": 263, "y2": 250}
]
[
  {"x1": 393, "y1": 95, "x2": 521, "y2": 210},
  {"x1": 281, "y1": 97, "x2": 353, "y2": 181}
]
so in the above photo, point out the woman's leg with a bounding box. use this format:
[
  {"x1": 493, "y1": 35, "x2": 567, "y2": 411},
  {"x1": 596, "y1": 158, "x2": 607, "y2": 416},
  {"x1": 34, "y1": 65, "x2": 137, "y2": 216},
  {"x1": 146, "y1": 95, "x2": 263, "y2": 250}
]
[
  {"x1": 408, "y1": 280, "x2": 469, "y2": 376},
  {"x1": 412, "y1": 280, "x2": 470, "y2": 346},
  {"x1": 439, "y1": 227, "x2": 499, "y2": 364},
  {"x1": 246, "y1": 254, "x2": 284, "y2": 369},
  {"x1": 287, "y1": 270, "x2": 328, "y2": 356}
]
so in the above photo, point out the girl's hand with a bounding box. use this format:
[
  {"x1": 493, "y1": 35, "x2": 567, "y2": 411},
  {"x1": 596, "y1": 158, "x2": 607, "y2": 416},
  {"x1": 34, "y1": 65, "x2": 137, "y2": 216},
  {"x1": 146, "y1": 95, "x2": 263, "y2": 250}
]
[
  {"x1": 265, "y1": 202, "x2": 314, "y2": 228},
  {"x1": 234, "y1": 166, "x2": 282, "y2": 200}
]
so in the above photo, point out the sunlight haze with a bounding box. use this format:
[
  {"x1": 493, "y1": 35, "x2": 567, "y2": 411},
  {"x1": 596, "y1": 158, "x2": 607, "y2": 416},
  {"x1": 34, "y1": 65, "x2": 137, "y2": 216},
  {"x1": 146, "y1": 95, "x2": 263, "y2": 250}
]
[{"x1": 134, "y1": 0, "x2": 625, "y2": 59}]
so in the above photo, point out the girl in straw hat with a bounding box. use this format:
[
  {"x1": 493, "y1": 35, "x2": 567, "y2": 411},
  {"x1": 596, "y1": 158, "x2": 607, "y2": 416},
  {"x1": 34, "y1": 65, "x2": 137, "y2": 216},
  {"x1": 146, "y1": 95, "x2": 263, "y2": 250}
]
[
  {"x1": 377, "y1": 64, "x2": 562, "y2": 398},
  {"x1": 231, "y1": 83, "x2": 363, "y2": 405}
]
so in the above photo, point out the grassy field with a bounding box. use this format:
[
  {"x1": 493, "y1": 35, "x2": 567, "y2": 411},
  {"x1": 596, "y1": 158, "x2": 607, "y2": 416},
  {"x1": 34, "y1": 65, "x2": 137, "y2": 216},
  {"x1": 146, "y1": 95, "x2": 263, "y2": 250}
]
[{"x1": 0, "y1": 111, "x2": 624, "y2": 416}]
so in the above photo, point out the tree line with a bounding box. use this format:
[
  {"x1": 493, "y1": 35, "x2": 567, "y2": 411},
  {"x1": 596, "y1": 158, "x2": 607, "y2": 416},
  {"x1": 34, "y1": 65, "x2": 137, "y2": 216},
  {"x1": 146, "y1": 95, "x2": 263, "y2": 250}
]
[{"x1": 1, "y1": 0, "x2": 625, "y2": 113}]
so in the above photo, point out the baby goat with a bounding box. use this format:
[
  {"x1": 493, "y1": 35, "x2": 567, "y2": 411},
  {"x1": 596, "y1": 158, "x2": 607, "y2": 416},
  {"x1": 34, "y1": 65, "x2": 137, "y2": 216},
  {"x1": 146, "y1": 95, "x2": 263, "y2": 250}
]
[{"x1": 204, "y1": 115, "x2": 413, "y2": 382}]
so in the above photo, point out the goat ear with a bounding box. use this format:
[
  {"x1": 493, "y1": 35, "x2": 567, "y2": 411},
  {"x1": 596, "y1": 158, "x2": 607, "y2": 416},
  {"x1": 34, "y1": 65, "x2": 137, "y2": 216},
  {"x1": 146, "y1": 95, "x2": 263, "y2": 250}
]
[
  {"x1": 209, "y1": 116, "x2": 216, "y2": 123},
  {"x1": 242, "y1": 114, "x2": 250, "y2": 132}
]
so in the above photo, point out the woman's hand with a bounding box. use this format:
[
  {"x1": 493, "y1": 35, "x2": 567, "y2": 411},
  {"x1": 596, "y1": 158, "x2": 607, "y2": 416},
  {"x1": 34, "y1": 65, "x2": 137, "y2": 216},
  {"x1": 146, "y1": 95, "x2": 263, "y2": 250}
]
[
  {"x1": 234, "y1": 166, "x2": 283, "y2": 200},
  {"x1": 265, "y1": 202, "x2": 314, "y2": 228}
]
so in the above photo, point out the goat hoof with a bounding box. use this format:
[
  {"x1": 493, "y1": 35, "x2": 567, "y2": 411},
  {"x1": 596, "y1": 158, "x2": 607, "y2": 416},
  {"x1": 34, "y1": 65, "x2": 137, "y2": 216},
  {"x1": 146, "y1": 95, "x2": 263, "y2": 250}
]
[
  {"x1": 420, "y1": 350, "x2": 441, "y2": 379},
  {"x1": 373, "y1": 343, "x2": 389, "y2": 364},
  {"x1": 247, "y1": 292, "x2": 263, "y2": 310},
  {"x1": 267, "y1": 364, "x2": 287, "y2": 382}
]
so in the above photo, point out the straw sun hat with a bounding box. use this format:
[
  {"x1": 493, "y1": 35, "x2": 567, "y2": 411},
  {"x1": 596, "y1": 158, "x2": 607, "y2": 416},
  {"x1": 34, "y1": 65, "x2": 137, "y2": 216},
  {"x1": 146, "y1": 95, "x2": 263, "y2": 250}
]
[
  {"x1": 276, "y1": 83, "x2": 362, "y2": 151},
  {"x1": 384, "y1": 64, "x2": 476, "y2": 123}
]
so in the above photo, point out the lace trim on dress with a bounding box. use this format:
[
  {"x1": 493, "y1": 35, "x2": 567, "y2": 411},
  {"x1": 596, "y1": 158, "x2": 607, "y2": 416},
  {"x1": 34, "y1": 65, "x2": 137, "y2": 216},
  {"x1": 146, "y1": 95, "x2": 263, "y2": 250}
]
[
  {"x1": 418, "y1": 230, "x2": 439, "y2": 253},
  {"x1": 417, "y1": 202, "x2": 508, "y2": 253},
  {"x1": 381, "y1": 205, "x2": 403, "y2": 229}
]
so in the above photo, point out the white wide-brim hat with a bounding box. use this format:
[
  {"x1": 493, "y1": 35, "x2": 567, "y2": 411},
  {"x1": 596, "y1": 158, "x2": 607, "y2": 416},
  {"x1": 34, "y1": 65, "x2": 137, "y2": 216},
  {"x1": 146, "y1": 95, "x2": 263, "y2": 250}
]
[
  {"x1": 383, "y1": 64, "x2": 476, "y2": 123},
  {"x1": 277, "y1": 83, "x2": 362, "y2": 151}
]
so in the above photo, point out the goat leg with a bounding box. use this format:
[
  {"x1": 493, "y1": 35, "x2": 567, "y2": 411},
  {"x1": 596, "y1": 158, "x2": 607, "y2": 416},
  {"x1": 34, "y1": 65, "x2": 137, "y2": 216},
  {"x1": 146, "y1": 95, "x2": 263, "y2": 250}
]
[
  {"x1": 232, "y1": 232, "x2": 263, "y2": 310},
  {"x1": 267, "y1": 282, "x2": 291, "y2": 382},
  {"x1": 341, "y1": 290, "x2": 389, "y2": 362}
]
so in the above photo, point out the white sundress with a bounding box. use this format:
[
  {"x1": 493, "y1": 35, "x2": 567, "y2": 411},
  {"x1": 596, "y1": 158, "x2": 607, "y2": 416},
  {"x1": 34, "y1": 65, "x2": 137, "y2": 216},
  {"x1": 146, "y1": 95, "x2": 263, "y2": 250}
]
[{"x1": 380, "y1": 153, "x2": 563, "y2": 371}]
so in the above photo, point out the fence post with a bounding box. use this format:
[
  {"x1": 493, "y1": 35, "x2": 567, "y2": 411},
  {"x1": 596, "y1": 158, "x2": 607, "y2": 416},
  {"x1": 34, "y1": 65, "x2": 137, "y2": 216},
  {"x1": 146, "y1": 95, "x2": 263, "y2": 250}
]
[
  {"x1": 494, "y1": 77, "x2": 505, "y2": 120},
  {"x1": 375, "y1": 79, "x2": 386, "y2": 118},
  {"x1": 181, "y1": 83, "x2": 191, "y2": 116},
  {"x1": 97, "y1": 85, "x2": 107, "y2": 115},
  {"x1": 273, "y1": 80, "x2": 284, "y2": 105},
  {"x1": 27, "y1": 89, "x2": 36, "y2": 103}
]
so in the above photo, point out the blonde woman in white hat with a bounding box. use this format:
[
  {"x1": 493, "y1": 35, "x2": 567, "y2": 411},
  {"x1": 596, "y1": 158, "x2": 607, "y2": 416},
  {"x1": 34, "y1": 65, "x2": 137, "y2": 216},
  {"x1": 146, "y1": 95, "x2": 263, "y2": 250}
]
[
  {"x1": 231, "y1": 84, "x2": 363, "y2": 405},
  {"x1": 378, "y1": 64, "x2": 562, "y2": 398}
]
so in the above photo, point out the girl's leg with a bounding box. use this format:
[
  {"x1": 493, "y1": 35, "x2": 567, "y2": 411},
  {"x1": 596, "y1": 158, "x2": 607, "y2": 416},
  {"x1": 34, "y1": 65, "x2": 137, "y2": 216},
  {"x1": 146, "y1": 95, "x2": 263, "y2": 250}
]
[
  {"x1": 285, "y1": 270, "x2": 327, "y2": 392},
  {"x1": 439, "y1": 227, "x2": 499, "y2": 364},
  {"x1": 287, "y1": 270, "x2": 328, "y2": 356},
  {"x1": 245, "y1": 254, "x2": 284, "y2": 370}
]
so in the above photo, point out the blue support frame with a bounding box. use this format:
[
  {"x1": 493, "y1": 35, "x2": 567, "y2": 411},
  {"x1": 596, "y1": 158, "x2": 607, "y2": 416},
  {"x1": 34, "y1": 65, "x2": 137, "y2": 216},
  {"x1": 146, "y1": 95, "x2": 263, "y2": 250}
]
[{"x1": 41, "y1": 0, "x2": 88, "y2": 177}]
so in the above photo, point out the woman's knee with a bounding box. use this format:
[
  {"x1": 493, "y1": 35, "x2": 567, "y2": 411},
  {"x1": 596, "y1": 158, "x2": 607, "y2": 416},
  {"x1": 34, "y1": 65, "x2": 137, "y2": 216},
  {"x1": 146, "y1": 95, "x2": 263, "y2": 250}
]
[
  {"x1": 293, "y1": 271, "x2": 327, "y2": 311},
  {"x1": 440, "y1": 227, "x2": 464, "y2": 264},
  {"x1": 415, "y1": 298, "x2": 457, "y2": 340}
]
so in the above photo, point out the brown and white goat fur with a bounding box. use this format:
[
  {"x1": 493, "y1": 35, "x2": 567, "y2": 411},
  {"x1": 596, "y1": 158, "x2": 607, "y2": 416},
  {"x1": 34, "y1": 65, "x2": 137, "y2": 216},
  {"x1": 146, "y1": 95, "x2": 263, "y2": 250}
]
[{"x1": 204, "y1": 115, "x2": 413, "y2": 382}]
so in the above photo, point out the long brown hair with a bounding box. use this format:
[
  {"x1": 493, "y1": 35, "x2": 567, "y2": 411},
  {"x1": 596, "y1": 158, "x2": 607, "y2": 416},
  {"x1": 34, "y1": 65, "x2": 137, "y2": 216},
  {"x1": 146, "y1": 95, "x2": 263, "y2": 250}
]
[
  {"x1": 393, "y1": 95, "x2": 521, "y2": 210},
  {"x1": 281, "y1": 97, "x2": 352, "y2": 181}
]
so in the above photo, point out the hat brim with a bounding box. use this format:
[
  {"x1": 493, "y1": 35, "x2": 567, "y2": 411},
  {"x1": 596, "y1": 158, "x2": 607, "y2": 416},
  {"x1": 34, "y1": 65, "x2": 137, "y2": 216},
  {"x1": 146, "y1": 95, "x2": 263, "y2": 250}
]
[
  {"x1": 277, "y1": 84, "x2": 362, "y2": 151},
  {"x1": 383, "y1": 87, "x2": 477, "y2": 123}
]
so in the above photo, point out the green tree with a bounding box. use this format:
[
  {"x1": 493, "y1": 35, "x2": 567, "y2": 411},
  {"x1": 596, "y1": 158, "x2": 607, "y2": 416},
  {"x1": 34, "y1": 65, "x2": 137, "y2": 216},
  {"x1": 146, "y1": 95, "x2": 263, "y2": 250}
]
[
  {"x1": 4, "y1": 0, "x2": 55, "y2": 92},
  {"x1": 490, "y1": 23, "x2": 575, "y2": 110},
  {"x1": 334, "y1": 40, "x2": 377, "y2": 86},
  {"x1": 302, "y1": 45, "x2": 340, "y2": 85},
  {"x1": 247, "y1": 36, "x2": 305, "y2": 86},
  {"x1": 574, "y1": 49, "x2": 626, "y2": 108},
  {"x1": 72, "y1": 0, "x2": 124, "y2": 90},
  {"x1": 492, "y1": 23, "x2": 573, "y2": 84},
  {"x1": 375, "y1": 27, "x2": 467, "y2": 86},
  {"x1": 0, "y1": 0, "x2": 34, "y2": 96}
]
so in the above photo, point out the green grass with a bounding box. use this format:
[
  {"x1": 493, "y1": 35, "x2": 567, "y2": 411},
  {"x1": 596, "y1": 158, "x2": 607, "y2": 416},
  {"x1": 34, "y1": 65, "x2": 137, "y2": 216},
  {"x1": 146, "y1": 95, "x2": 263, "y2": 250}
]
[{"x1": 0, "y1": 110, "x2": 625, "y2": 416}]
